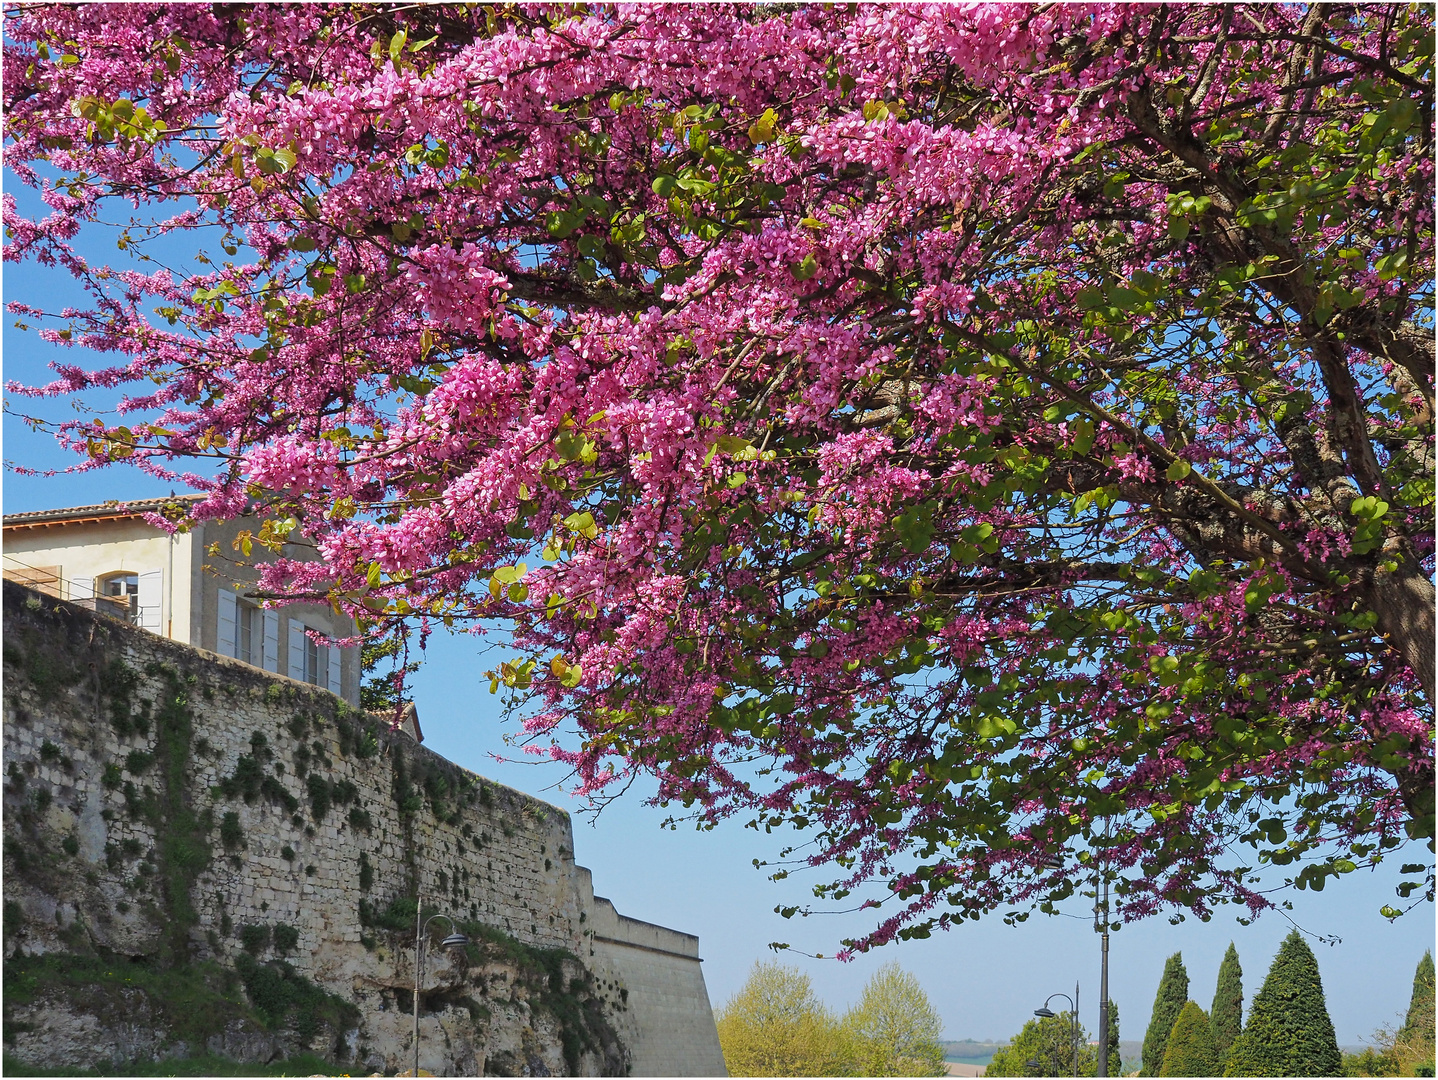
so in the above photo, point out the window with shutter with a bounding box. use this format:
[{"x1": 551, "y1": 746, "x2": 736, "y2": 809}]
[
  {"x1": 288, "y1": 619, "x2": 305, "y2": 681},
  {"x1": 136, "y1": 570, "x2": 163, "y2": 633},
  {"x1": 217, "y1": 589, "x2": 238, "y2": 657},
  {"x1": 262, "y1": 612, "x2": 280, "y2": 673}
]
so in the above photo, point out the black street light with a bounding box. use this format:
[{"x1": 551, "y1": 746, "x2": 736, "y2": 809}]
[
  {"x1": 411, "y1": 899, "x2": 469, "y2": 1078},
  {"x1": 1094, "y1": 864, "x2": 1112, "y2": 1078},
  {"x1": 1034, "y1": 985, "x2": 1080, "y2": 1079},
  {"x1": 1042, "y1": 847, "x2": 1115, "y2": 1078}
]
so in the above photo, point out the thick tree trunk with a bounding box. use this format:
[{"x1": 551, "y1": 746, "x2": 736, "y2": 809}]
[
  {"x1": 1366, "y1": 553, "x2": 1437, "y2": 705},
  {"x1": 1363, "y1": 553, "x2": 1436, "y2": 835}
]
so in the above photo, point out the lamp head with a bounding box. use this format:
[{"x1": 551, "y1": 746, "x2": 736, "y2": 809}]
[
  {"x1": 1034, "y1": 1007, "x2": 1056, "y2": 1018},
  {"x1": 441, "y1": 932, "x2": 470, "y2": 949}
]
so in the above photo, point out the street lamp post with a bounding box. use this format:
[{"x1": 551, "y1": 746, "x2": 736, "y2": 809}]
[
  {"x1": 1034, "y1": 986, "x2": 1080, "y2": 1079},
  {"x1": 412, "y1": 897, "x2": 469, "y2": 1079},
  {"x1": 1095, "y1": 866, "x2": 1111, "y2": 1078},
  {"x1": 1042, "y1": 847, "x2": 1115, "y2": 1078}
]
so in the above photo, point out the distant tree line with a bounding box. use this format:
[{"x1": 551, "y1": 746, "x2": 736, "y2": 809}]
[{"x1": 715, "y1": 961, "x2": 946, "y2": 1077}]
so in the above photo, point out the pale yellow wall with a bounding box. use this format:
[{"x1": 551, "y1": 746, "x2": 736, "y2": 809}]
[
  {"x1": 2, "y1": 519, "x2": 183, "y2": 633},
  {"x1": 4, "y1": 514, "x2": 361, "y2": 706}
]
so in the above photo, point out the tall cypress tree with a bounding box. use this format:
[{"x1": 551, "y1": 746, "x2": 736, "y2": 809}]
[
  {"x1": 1222, "y1": 931, "x2": 1340, "y2": 1077},
  {"x1": 1107, "y1": 1000, "x2": 1122, "y2": 1078},
  {"x1": 1398, "y1": 950, "x2": 1436, "y2": 1073},
  {"x1": 1142, "y1": 953, "x2": 1190, "y2": 1076},
  {"x1": 1210, "y1": 943, "x2": 1243, "y2": 1061},
  {"x1": 1161, "y1": 1001, "x2": 1219, "y2": 1077},
  {"x1": 1401, "y1": 951, "x2": 1435, "y2": 1043}
]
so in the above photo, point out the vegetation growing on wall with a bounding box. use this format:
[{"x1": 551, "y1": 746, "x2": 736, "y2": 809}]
[
  {"x1": 357, "y1": 895, "x2": 617, "y2": 1075},
  {"x1": 3, "y1": 624, "x2": 86, "y2": 706},
  {"x1": 232, "y1": 953, "x2": 359, "y2": 1043},
  {"x1": 7, "y1": 954, "x2": 253, "y2": 1059},
  {"x1": 138, "y1": 663, "x2": 213, "y2": 964}
]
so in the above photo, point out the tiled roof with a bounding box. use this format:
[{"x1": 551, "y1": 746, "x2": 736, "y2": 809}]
[{"x1": 2, "y1": 493, "x2": 208, "y2": 528}]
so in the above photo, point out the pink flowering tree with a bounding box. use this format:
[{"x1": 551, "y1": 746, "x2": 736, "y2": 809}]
[{"x1": 5, "y1": 3, "x2": 1432, "y2": 950}]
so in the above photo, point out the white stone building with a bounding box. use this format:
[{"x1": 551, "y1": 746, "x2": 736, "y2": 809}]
[{"x1": 2, "y1": 495, "x2": 361, "y2": 706}]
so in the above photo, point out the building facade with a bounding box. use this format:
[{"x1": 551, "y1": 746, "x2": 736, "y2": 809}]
[{"x1": 2, "y1": 496, "x2": 360, "y2": 706}]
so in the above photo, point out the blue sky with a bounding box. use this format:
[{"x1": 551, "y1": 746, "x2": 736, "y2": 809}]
[{"x1": 3, "y1": 176, "x2": 1432, "y2": 1049}]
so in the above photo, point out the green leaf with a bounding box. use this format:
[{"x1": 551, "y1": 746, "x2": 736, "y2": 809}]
[
  {"x1": 389, "y1": 29, "x2": 407, "y2": 62},
  {"x1": 790, "y1": 253, "x2": 818, "y2": 281},
  {"x1": 651, "y1": 175, "x2": 678, "y2": 197},
  {"x1": 545, "y1": 211, "x2": 579, "y2": 238},
  {"x1": 747, "y1": 107, "x2": 778, "y2": 144},
  {"x1": 715, "y1": 435, "x2": 752, "y2": 455},
  {"x1": 1166, "y1": 458, "x2": 1192, "y2": 481}
]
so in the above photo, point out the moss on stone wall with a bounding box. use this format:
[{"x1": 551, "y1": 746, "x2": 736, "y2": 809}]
[
  {"x1": 3, "y1": 950, "x2": 357, "y2": 1074},
  {"x1": 6, "y1": 953, "x2": 248, "y2": 1053},
  {"x1": 144, "y1": 663, "x2": 212, "y2": 963}
]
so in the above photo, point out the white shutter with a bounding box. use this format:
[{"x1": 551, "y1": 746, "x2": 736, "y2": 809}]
[
  {"x1": 71, "y1": 576, "x2": 95, "y2": 601},
  {"x1": 325, "y1": 643, "x2": 342, "y2": 697},
  {"x1": 136, "y1": 570, "x2": 164, "y2": 633},
  {"x1": 342, "y1": 646, "x2": 357, "y2": 704},
  {"x1": 263, "y1": 612, "x2": 280, "y2": 673},
  {"x1": 288, "y1": 619, "x2": 306, "y2": 681},
  {"x1": 217, "y1": 588, "x2": 238, "y2": 657}
]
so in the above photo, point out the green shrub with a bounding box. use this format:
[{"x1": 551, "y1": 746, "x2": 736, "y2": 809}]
[
  {"x1": 359, "y1": 895, "x2": 416, "y2": 932},
  {"x1": 259, "y1": 775, "x2": 298, "y2": 813},
  {"x1": 219, "y1": 812, "x2": 244, "y2": 851},
  {"x1": 232, "y1": 953, "x2": 358, "y2": 1039},
  {"x1": 358, "y1": 853, "x2": 374, "y2": 892},
  {"x1": 272, "y1": 924, "x2": 300, "y2": 955},
  {"x1": 219, "y1": 756, "x2": 265, "y2": 802},
  {"x1": 1162, "y1": 1001, "x2": 1218, "y2": 1077},
  {"x1": 1341, "y1": 1046, "x2": 1399, "y2": 1076},
  {"x1": 305, "y1": 775, "x2": 330, "y2": 820},
  {"x1": 239, "y1": 924, "x2": 270, "y2": 955}
]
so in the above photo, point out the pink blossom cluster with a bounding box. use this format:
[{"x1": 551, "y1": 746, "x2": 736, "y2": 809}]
[{"x1": 4, "y1": 2, "x2": 1431, "y2": 948}]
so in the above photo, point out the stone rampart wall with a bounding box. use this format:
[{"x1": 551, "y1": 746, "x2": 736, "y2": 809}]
[{"x1": 2, "y1": 581, "x2": 725, "y2": 1076}]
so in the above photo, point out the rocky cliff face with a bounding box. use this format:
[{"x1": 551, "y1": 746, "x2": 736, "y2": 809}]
[{"x1": 2, "y1": 581, "x2": 635, "y2": 1076}]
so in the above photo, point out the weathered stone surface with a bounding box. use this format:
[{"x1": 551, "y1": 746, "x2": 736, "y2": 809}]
[{"x1": 2, "y1": 582, "x2": 726, "y2": 1076}]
